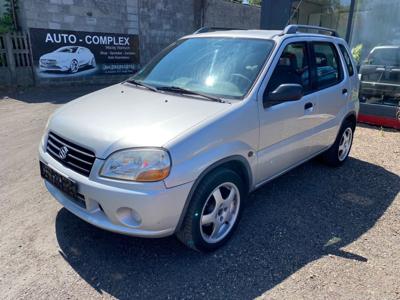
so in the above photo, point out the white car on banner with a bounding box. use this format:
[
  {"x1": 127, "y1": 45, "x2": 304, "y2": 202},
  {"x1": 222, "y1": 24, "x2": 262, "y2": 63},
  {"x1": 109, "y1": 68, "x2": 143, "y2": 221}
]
[{"x1": 39, "y1": 46, "x2": 96, "y2": 73}]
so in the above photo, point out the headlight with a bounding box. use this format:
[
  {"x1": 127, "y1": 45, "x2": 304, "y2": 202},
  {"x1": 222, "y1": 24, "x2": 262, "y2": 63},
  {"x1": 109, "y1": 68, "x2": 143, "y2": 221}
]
[{"x1": 100, "y1": 148, "x2": 171, "y2": 182}]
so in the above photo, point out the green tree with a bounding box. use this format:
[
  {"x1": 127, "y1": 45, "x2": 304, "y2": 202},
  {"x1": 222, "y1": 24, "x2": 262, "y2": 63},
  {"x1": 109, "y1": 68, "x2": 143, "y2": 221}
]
[
  {"x1": 249, "y1": 0, "x2": 262, "y2": 5},
  {"x1": 0, "y1": 0, "x2": 17, "y2": 34}
]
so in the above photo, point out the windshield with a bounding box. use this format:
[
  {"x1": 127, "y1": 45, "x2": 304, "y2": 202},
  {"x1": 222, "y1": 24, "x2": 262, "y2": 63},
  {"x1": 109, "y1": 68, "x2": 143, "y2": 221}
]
[
  {"x1": 56, "y1": 47, "x2": 79, "y2": 53},
  {"x1": 368, "y1": 48, "x2": 400, "y2": 66},
  {"x1": 130, "y1": 37, "x2": 274, "y2": 99}
]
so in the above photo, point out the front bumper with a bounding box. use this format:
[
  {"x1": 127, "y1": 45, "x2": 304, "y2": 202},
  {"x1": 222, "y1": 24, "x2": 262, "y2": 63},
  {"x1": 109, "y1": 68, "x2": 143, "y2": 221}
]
[
  {"x1": 39, "y1": 146, "x2": 193, "y2": 238},
  {"x1": 39, "y1": 62, "x2": 69, "y2": 72}
]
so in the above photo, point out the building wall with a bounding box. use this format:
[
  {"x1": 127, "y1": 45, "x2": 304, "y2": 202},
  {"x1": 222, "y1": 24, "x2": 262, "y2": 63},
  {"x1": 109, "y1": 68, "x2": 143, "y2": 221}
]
[
  {"x1": 16, "y1": 0, "x2": 139, "y2": 85},
  {"x1": 19, "y1": 0, "x2": 139, "y2": 34},
  {"x1": 11, "y1": 0, "x2": 260, "y2": 85},
  {"x1": 138, "y1": 0, "x2": 196, "y2": 65},
  {"x1": 204, "y1": 0, "x2": 260, "y2": 29},
  {"x1": 138, "y1": 0, "x2": 261, "y2": 64}
]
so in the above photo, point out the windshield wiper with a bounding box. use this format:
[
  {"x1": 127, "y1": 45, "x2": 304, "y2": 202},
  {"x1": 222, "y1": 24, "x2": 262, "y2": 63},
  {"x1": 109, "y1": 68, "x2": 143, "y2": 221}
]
[
  {"x1": 157, "y1": 86, "x2": 226, "y2": 103},
  {"x1": 125, "y1": 79, "x2": 159, "y2": 92}
]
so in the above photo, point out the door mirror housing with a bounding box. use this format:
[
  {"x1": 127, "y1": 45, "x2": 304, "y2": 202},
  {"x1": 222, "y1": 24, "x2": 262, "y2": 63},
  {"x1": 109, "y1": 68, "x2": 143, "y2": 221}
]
[{"x1": 264, "y1": 84, "x2": 303, "y2": 108}]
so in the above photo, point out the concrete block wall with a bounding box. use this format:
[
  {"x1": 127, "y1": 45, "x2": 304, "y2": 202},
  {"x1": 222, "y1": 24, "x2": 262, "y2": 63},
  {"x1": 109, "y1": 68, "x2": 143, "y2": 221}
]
[
  {"x1": 204, "y1": 0, "x2": 260, "y2": 29},
  {"x1": 19, "y1": 0, "x2": 139, "y2": 34},
  {"x1": 138, "y1": 0, "x2": 261, "y2": 65},
  {"x1": 13, "y1": 0, "x2": 260, "y2": 85},
  {"x1": 138, "y1": 0, "x2": 196, "y2": 64}
]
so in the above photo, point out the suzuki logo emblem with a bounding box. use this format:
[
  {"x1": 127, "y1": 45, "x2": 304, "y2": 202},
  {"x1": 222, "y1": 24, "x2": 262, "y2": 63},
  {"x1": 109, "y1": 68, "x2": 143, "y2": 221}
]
[{"x1": 58, "y1": 146, "x2": 69, "y2": 160}]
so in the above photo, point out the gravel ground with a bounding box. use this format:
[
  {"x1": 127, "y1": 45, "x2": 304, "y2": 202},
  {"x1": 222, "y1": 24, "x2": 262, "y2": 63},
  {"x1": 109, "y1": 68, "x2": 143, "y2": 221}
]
[{"x1": 0, "y1": 86, "x2": 399, "y2": 300}]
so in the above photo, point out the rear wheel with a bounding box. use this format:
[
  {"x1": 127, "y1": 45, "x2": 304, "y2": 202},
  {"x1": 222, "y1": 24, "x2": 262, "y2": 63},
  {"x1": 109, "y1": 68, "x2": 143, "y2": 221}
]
[
  {"x1": 320, "y1": 120, "x2": 355, "y2": 166},
  {"x1": 176, "y1": 168, "x2": 245, "y2": 252}
]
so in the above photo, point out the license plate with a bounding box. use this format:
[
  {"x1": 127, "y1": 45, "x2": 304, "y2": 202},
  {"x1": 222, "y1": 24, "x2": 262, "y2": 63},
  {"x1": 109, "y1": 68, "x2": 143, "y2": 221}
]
[{"x1": 40, "y1": 162, "x2": 78, "y2": 200}]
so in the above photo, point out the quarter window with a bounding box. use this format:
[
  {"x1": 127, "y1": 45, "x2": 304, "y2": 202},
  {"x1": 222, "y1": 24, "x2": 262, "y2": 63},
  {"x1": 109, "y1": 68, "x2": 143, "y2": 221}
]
[
  {"x1": 312, "y1": 42, "x2": 343, "y2": 89},
  {"x1": 339, "y1": 44, "x2": 354, "y2": 76}
]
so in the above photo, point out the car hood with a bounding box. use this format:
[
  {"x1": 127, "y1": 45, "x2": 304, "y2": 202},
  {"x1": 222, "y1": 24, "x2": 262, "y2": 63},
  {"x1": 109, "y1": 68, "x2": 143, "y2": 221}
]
[
  {"x1": 41, "y1": 52, "x2": 73, "y2": 60},
  {"x1": 48, "y1": 84, "x2": 232, "y2": 159}
]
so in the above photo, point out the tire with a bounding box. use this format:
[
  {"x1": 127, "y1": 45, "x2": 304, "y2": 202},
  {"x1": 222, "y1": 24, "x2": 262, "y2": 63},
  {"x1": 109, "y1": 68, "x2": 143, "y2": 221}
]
[
  {"x1": 69, "y1": 59, "x2": 79, "y2": 73},
  {"x1": 176, "y1": 168, "x2": 245, "y2": 252},
  {"x1": 320, "y1": 120, "x2": 355, "y2": 167}
]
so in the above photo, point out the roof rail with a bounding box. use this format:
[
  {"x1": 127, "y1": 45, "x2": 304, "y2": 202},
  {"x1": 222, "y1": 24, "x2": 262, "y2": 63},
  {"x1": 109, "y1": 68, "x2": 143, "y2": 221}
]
[
  {"x1": 193, "y1": 27, "x2": 243, "y2": 34},
  {"x1": 282, "y1": 25, "x2": 339, "y2": 37}
]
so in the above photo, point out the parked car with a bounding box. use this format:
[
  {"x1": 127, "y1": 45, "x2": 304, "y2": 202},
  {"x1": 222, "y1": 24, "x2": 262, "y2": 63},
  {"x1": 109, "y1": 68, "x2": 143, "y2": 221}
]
[
  {"x1": 358, "y1": 46, "x2": 400, "y2": 128},
  {"x1": 39, "y1": 25, "x2": 359, "y2": 251},
  {"x1": 39, "y1": 46, "x2": 96, "y2": 73},
  {"x1": 359, "y1": 46, "x2": 400, "y2": 106}
]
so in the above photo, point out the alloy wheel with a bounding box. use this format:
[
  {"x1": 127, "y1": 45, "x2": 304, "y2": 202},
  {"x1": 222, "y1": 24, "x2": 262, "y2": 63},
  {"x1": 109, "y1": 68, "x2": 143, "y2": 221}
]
[
  {"x1": 200, "y1": 182, "x2": 240, "y2": 244},
  {"x1": 338, "y1": 127, "x2": 353, "y2": 161}
]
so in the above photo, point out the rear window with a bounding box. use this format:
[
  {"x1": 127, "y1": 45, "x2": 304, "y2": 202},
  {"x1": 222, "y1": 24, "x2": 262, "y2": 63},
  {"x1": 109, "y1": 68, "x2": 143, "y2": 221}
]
[
  {"x1": 312, "y1": 42, "x2": 343, "y2": 89},
  {"x1": 339, "y1": 44, "x2": 354, "y2": 76}
]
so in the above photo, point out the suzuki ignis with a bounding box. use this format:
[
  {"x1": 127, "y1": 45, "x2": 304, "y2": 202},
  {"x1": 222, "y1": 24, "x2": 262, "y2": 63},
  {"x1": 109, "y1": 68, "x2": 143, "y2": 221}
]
[{"x1": 39, "y1": 25, "x2": 359, "y2": 251}]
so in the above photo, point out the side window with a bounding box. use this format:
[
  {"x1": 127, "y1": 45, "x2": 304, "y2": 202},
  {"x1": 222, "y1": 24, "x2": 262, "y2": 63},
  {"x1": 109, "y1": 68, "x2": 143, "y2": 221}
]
[
  {"x1": 312, "y1": 42, "x2": 343, "y2": 89},
  {"x1": 266, "y1": 42, "x2": 310, "y2": 95},
  {"x1": 339, "y1": 44, "x2": 354, "y2": 76}
]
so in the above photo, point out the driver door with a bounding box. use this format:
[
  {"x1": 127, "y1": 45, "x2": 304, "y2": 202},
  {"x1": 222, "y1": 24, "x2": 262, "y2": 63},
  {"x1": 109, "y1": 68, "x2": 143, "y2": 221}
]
[{"x1": 256, "y1": 40, "x2": 319, "y2": 184}]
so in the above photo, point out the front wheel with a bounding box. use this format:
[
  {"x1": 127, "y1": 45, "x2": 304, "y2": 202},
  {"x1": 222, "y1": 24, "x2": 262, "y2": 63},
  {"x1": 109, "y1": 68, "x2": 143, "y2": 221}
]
[
  {"x1": 69, "y1": 59, "x2": 79, "y2": 73},
  {"x1": 176, "y1": 168, "x2": 245, "y2": 252},
  {"x1": 320, "y1": 120, "x2": 355, "y2": 166}
]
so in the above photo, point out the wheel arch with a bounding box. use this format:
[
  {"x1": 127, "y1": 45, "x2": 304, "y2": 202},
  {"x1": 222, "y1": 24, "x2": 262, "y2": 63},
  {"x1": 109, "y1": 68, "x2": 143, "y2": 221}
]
[
  {"x1": 175, "y1": 155, "x2": 252, "y2": 233},
  {"x1": 343, "y1": 111, "x2": 357, "y2": 131}
]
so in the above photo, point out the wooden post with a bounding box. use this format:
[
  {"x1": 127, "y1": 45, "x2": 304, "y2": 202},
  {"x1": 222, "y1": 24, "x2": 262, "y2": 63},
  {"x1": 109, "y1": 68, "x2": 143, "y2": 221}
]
[{"x1": 4, "y1": 33, "x2": 17, "y2": 83}]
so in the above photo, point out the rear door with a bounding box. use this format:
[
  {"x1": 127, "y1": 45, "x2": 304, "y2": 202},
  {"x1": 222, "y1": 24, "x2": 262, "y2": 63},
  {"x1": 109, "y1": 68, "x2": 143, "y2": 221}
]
[
  {"x1": 308, "y1": 40, "x2": 348, "y2": 151},
  {"x1": 338, "y1": 43, "x2": 359, "y2": 107}
]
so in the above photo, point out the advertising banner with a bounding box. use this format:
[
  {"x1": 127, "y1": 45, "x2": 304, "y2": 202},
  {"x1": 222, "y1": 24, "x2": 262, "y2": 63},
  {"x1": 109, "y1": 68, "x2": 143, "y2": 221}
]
[{"x1": 29, "y1": 28, "x2": 140, "y2": 78}]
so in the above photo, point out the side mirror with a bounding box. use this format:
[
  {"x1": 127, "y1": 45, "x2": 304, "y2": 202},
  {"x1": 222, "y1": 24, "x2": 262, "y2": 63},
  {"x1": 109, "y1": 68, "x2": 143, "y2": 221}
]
[{"x1": 264, "y1": 83, "x2": 303, "y2": 108}]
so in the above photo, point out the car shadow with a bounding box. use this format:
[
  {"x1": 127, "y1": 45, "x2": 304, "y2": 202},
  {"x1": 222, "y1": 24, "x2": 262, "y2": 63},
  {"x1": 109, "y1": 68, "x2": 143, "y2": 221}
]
[{"x1": 55, "y1": 157, "x2": 399, "y2": 299}]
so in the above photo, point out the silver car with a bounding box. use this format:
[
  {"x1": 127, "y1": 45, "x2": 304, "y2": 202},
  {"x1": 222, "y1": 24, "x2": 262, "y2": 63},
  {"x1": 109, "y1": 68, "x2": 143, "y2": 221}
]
[{"x1": 39, "y1": 25, "x2": 359, "y2": 251}]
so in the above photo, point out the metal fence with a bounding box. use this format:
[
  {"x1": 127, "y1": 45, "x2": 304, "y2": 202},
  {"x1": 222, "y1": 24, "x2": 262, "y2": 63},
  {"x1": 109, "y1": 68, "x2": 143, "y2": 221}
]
[{"x1": 0, "y1": 32, "x2": 34, "y2": 87}]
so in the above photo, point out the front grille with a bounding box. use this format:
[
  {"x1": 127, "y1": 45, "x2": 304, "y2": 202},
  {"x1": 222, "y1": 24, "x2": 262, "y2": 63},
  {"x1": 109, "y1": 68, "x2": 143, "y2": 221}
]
[{"x1": 46, "y1": 132, "x2": 96, "y2": 177}]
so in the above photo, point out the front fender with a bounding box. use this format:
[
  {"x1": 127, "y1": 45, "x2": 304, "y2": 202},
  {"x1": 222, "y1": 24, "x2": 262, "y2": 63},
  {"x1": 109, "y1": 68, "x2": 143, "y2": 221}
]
[
  {"x1": 164, "y1": 139, "x2": 257, "y2": 189},
  {"x1": 163, "y1": 100, "x2": 260, "y2": 189}
]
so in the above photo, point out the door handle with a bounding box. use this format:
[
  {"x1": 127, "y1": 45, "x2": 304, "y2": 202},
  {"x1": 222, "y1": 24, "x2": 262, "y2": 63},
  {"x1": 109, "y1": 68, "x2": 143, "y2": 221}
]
[
  {"x1": 304, "y1": 102, "x2": 313, "y2": 110},
  {"x1": 342, "y1": 88, "x2": 348, "y2": 95}
]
